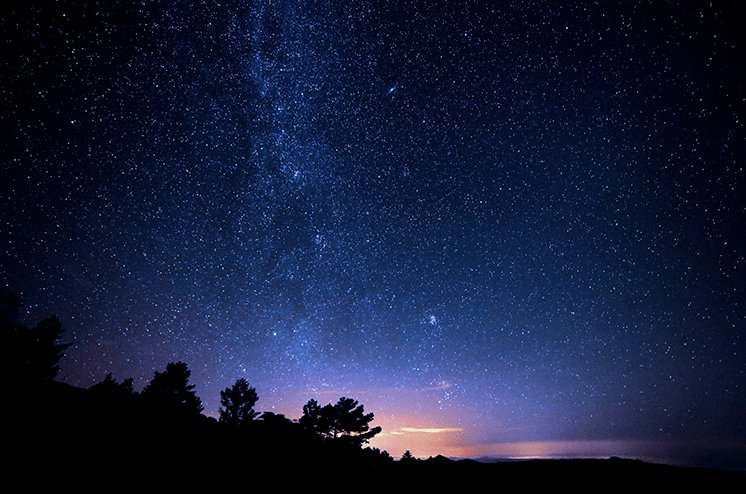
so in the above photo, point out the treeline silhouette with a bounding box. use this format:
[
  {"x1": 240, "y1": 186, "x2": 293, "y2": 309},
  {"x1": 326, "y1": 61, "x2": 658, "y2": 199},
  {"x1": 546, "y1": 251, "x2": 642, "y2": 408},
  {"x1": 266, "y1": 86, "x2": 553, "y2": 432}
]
[
  {"x1": 2, "y1": 309, "x2": 396, "y2": 487},
  {"x1": 3, "y1": 309, "x2": 743, "y2": 490}
]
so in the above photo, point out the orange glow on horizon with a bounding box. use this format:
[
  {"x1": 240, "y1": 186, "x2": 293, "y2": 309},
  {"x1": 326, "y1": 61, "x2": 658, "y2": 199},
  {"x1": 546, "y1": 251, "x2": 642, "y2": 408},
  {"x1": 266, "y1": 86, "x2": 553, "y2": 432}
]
[
  {"x1": 245, "y1": 388, "x2": 681, "y2": 464},
  {"x1": 368, "y1": 437, "x2": 680, "y2": 463},
  {"x1": 368, "y1": 413, "x2": 469, "y2": 459}
]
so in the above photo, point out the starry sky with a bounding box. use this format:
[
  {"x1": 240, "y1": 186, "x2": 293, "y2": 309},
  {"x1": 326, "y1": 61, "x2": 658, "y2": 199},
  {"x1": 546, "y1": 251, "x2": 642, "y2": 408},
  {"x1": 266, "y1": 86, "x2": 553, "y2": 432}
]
[{"x1": 2, "y1": 0, "x2": 744, "y2": 469}]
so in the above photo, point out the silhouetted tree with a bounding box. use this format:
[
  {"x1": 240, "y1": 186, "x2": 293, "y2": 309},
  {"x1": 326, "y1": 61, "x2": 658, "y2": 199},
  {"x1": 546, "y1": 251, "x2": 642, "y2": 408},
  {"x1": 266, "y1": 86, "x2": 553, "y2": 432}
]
[
  {"x1": 141, "y1": 361, "x2": 203, "y2": 415},
  {"x1": 299, "y1": 398, "x2": 327, "y2": 435},
  {"x1": 2, "y1": 313, "x2": 72, "y2": 385},
  {"x1": 401, "y1": 450, "x2": 415, "y2": 461},
  {"x1": 300, "y1": 396, "x2": 382, "y2": 446},
  {"x1": 219, "y1": 377, "x2": 258, "y2": 426},
  {"x1": 333, "y1": 397, "x2": 382, "y2": 444}
]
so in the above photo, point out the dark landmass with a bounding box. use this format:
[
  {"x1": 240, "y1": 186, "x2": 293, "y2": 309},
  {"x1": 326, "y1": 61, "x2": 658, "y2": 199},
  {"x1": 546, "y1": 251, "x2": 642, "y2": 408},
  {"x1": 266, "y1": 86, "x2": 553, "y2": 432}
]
[
  {"x1": 393, "y1": 455, "x2": 744, "y2": 491},
  {"x1": 4, "y1": 380, "x2": 742, "y2": 491}
]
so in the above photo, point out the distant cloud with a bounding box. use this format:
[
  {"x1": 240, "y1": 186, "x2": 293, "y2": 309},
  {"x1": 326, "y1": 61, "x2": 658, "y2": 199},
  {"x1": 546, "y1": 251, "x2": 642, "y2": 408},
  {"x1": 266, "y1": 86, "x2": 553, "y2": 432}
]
[{"x1": 401, "y1": 427, "x2": 463, "y2": 434}]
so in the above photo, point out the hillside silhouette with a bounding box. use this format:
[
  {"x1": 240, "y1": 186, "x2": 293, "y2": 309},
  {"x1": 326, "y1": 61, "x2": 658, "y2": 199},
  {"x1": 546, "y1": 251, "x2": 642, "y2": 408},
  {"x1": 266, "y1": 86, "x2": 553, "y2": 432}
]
[{"x1": 3, "y1": 310, "x2": 743, "y2": 490}]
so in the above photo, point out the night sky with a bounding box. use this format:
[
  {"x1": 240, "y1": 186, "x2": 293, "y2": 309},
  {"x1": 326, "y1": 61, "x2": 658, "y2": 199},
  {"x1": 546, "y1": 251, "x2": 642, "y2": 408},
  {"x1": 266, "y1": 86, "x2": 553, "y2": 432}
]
[{"x1": 2, "y1": 1, "x2": 744, "y2": 469}]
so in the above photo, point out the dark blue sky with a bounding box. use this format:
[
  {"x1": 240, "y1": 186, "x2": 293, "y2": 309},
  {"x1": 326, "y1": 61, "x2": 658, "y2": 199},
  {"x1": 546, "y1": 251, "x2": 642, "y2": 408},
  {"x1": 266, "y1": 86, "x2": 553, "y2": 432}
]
[{"x1": 2, "y1": 0, "x2": 744, "y2": 468}]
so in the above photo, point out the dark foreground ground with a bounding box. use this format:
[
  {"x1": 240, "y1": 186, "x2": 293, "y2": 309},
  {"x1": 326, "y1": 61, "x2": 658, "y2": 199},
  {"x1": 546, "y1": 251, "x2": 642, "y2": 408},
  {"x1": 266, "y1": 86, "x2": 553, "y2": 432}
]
[
  {"x1": 8, "y1": 433, "x2": 742, "y2": 491},
  {"x1": 7, "y1": 450, "x2": 743, "y2": 491},
  {"x1": 5, "y1": 381, "x2": 744, "y2": 491}
]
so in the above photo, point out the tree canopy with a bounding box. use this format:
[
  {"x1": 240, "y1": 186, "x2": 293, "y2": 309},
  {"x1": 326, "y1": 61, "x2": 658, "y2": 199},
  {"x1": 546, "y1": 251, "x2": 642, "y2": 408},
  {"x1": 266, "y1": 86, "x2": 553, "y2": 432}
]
[
  {"x1": 2, "y1": 313, "x2": 72, "y2": 385},
  {"x1": 219, "y1": 377, "x2": 258, "y2": 426},
  {"x1": 141, "y1": 361, "x2": 203, "y2": 415},
  {"x1": 300, "y1": 397, "x2": 382, "y2": 446}
]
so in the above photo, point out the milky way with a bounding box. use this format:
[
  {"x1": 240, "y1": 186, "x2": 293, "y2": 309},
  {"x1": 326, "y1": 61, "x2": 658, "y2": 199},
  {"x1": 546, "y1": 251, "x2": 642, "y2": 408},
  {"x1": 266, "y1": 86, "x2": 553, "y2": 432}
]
[{"x1": 2, "y1": 1, "x2": 744, "y2": 468}]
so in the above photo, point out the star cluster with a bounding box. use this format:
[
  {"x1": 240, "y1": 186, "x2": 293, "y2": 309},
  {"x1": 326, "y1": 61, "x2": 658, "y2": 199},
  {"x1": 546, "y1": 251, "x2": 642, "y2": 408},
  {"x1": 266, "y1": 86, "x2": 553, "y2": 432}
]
[{"x1": 2, "y1": 1, "x2": 744, "y2": 467}]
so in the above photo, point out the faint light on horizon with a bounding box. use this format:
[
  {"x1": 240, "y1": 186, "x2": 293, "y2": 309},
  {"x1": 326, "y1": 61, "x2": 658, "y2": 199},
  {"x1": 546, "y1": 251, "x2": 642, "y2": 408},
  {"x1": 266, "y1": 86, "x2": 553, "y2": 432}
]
[{"x1": 461, "y1": 440, "x2": 683, "y2": 464}]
